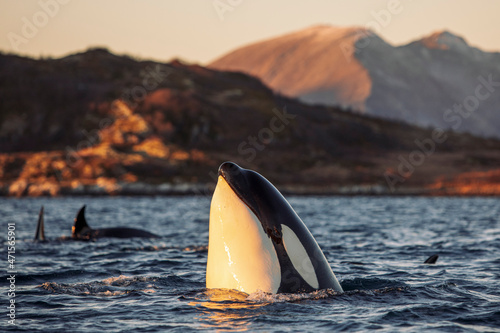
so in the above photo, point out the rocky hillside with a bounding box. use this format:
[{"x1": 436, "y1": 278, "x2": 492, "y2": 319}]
[
  {"x1": 1, "y1": 49, "x2": 500, "y2": 196},
  {"x1": 209, "y1": 25, "x2": 500, "y2": 138}
]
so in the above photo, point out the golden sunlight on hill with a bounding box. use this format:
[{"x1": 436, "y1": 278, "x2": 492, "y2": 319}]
[
  {"x1": 210, "y1": 25, "x2": 372, "y2": 111},
  {"x1": 133, "y1": 137, "x2": 171, "y2": 159},
  {"x1": 99, "y1": 100, "x2": 151, "y2": 146},
  {"x1": 0, "y1": 99, "x2": 210, "y2": 197},
  {"x1": 427, "y1": 169, "x2": 500, "y2": 195}
]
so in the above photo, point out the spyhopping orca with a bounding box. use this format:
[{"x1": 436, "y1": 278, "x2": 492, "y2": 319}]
[
  {"x1": 424, "y1": 254, "x2": 439, "y2": 264},
  {"x1": 34, "y1": 206, "x2": 46, "y2": 242},
  {"x1": 206, "y1": 162, "x2": 343, "y2": 294},
  {"x1": 72, "y1": 205, "x2": 159, "y2": 240}
]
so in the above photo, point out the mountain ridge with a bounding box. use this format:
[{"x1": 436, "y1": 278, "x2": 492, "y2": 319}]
[
  {"x1": 209, "y1": 25, "x2": 500, "y2": 138},
  {"x1": 1, "y1": 49, "x2": 500, "y2": 196}
]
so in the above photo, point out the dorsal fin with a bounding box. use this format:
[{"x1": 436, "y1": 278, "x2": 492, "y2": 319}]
[
  {"x1": 34, "y1": 206, "x2": 46, "y2": 241},
  {"x1": 72, "y1": 205, "x2": 91, "y2": 237},
  {"x1": 424, "y1": 254, "x2": 439, "y2": 264}
]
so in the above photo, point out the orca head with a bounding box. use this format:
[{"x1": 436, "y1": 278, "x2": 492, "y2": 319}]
[
  {"x1": 207, "y1": 162, "x2": 343, "y2": 294},
  {"x1": 72, "y1": 205, "x2": 92, "y2": 239}
]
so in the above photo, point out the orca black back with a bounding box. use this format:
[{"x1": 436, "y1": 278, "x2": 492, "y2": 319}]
[{"x1": 72, "y1": 205, "x2": 159, "y2": 240}]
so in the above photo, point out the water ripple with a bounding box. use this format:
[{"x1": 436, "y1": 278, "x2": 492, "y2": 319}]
[{"x1": 2, "y1": 196, "x2": 499, "y2": 332}]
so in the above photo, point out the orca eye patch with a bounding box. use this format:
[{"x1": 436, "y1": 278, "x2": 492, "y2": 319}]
[{"x1": 281, "y1": 224, "x2": 319, "y2": 290}]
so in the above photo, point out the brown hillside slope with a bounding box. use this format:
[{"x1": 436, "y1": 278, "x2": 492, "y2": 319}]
[{"x1": 1, "y1": 49, "x2": 500, "y2": 196}]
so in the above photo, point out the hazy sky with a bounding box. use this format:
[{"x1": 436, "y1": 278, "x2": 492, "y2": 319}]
[{"x1": 1, "y1": 0, "x2": 499, "y2": 64}]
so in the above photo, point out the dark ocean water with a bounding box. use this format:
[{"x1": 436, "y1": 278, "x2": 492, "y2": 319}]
[{"x1": 1, "y1": 196, "x2": 499, "y2": 332}]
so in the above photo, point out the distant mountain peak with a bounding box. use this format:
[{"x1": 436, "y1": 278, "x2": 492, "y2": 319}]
[
  {"x1": 301, "y1": 24, "x2": 369, "y2": 33},
  {"x1": 209, "y1": 25, "x2": 377, "y2": 111},
  {"x1": 294, "y1": 24, "x2": 375, "y2": 41},
  {"x1": 420, "y1": 30, "x2": 469, "y2": 50},
  {"x1": 209, "y1": 25, "x2": 500, "y2": 139}
]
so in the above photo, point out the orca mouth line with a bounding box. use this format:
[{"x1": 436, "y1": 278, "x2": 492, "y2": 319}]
[
  {"x1": 218, "y1": 162, "x2": 262, "y2": 222},
  {"x1": 218, "y1": 162, "x2": 284, "y2": 245},
  {"x1": 217, "y1": 162, "x2": 237, "y2": 186},
  {"x1": 218, "y1": 162, "x2": 250, "y2": 208}
]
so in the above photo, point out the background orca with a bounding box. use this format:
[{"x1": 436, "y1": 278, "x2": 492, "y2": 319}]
[
  {"x1": 72, "y1": 205, "x2": 160, "y2": 240},
  {"x1": 206, "y1": 162, "x2": 343, "y2": 294},
  {"x1": 34, "y1": 206, "x2": 46, "y2": 242},
  {"x1": 424, "y1": 254, "x2": 439, "y2": 264}
]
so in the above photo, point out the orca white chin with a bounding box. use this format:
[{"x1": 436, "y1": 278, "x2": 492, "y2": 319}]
[
  {"x1": 206, "y1": 176, "x2": 281, "y2": 294},
  {"x1": 206, "y1": 162, "x2": 343, "y2": 294}
]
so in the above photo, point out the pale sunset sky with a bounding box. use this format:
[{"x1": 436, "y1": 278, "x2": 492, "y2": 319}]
[{"x1": 1, "y1": 0, "x2": 499, "y2": 64}]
